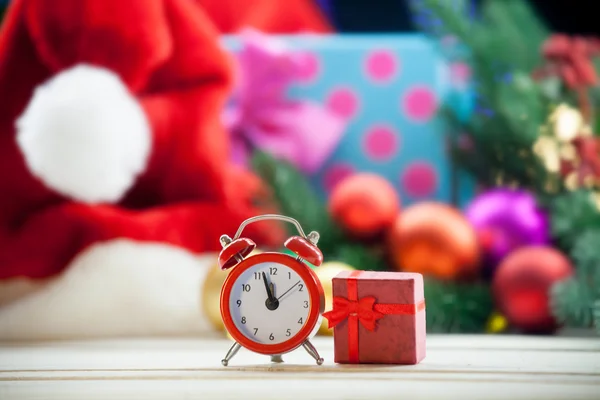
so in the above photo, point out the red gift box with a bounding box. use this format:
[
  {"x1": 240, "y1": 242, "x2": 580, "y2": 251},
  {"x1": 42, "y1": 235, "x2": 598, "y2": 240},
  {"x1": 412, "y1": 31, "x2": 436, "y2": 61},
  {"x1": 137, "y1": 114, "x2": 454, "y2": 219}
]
[{"x1": 323, "y1": 270, "x2": 426, "y2": 364}]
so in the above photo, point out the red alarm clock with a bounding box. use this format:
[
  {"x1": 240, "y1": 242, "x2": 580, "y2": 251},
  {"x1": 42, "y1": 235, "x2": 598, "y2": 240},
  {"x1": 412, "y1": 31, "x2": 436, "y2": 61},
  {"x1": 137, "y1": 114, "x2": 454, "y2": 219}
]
[{"x1": 218, "y1": 214, "x2": 325, "y2": 366}]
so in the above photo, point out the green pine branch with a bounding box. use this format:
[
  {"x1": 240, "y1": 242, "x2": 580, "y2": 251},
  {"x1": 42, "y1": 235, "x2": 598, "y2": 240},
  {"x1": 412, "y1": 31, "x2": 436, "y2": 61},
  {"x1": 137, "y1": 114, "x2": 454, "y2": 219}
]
[
  {"x1": 547, "y1": 190, "x2": 600, "y2": 250},
  {"x1": 549, "y1": 227, "x2": 600, "y2": 334},
  {"x1": 594, "y1": 300, "x2": 600, "y2": 334},
  {"x1": 570, "y1": 229, "x2": 600, "y2": 283},
  {"x1": 418, "y1": 0, "x2": 548, "y2": 87},
  {"x1": 330, "y1": 243, "x2": 388, "y2": 272},
  {"x1": 477, "y1": 0, "x2": 549, "y2": 74},
  {"x1": 424, "y1": 277, "x2": 494, "y2": 333},
  {"x1": 419, "y1": 0, "x2": 556, "y2": 194},
  {"x1": 550, "y1": 228, "x2": 600, "y2": 332},
  {"x1": 550, "y1": 277, "x2": 596, "y2": 329}
]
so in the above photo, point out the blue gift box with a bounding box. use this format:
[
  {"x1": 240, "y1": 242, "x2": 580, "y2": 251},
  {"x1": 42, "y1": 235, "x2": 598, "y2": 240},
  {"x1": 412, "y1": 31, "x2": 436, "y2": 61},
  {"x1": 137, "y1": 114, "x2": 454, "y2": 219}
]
[{"x1": 222, "y1": 33, "x2": 476, "y2": 208}]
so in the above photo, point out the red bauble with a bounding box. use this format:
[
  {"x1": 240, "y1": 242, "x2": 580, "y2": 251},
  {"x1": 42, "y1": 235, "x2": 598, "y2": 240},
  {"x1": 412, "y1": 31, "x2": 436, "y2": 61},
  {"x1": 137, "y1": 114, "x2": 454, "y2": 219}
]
[
  {"x1": 492, "y1": 246, "x2": 574, "y2": 333},
  {"x1": 387, "y1": 202, "x2": 480, "y2": 280},
  {"x1": 328, "y1": 173, "x2": 400, "y2": 237}
]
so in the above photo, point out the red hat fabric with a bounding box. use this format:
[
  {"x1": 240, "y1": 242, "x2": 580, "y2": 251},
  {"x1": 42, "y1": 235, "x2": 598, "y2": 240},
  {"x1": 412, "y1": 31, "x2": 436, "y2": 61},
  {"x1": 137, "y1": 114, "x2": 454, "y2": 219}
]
[
  {"x1": 195, "y1": 0, "x2": 332, "y2": 33},
  {"x1": 0, "y1": 0, "x2": 330, "y2": 340},
  {"x1": 0, "y1": 0, "x2": 290, "y2": 282},
  {"x1": 0, "y1": 0, "x2": 332, "y2": 339}
]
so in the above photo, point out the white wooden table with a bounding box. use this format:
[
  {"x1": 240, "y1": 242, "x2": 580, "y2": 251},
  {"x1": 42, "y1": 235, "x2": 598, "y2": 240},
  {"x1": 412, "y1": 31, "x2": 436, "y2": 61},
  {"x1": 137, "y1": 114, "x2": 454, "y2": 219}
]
[{"x1": 0, "y1": 334, "x2": 598, "y2": 400}]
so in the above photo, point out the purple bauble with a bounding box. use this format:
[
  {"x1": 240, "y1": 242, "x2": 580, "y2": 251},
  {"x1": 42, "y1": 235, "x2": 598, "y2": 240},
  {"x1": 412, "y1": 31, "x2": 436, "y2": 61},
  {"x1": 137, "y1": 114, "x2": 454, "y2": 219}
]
[{"x1": 465, "y1": 188, "x2": 550, "y2": 276}]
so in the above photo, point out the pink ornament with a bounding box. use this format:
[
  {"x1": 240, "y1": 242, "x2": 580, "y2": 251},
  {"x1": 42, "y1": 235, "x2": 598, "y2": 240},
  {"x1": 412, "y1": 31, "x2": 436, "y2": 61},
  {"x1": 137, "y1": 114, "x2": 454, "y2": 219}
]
[{"x1": 465, "y1": 188, "x2": 550, "y2": 277}]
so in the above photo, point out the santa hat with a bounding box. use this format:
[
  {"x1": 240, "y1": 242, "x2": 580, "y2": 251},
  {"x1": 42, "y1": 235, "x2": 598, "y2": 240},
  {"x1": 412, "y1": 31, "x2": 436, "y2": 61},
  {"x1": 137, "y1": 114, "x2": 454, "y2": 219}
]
[
  {"x1": 0, "y1": 0, "x2": 329, "y2": 340},
  {"x1": 195, "y1": 0, "x2": 332, "y2": 33}
]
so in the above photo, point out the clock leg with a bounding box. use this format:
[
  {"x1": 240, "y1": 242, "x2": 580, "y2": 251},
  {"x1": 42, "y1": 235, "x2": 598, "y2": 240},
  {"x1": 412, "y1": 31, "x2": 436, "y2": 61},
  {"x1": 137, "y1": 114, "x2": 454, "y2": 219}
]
[
  {"x1": 221, "y1": 342, "x2": 241, "y2": 366},
  {"x1": 302, "y1": 340, "x2": 324, "y2": 365},
  {"x1": 270, "y1": 354, "x2": 284, "y2": 363}
]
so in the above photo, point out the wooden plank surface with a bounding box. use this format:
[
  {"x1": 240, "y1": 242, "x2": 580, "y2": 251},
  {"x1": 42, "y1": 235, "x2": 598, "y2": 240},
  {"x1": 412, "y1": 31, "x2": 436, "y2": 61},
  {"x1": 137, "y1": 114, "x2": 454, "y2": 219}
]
[{"x1": 0, "y1": 334, "x2": 599, "y2": 400}]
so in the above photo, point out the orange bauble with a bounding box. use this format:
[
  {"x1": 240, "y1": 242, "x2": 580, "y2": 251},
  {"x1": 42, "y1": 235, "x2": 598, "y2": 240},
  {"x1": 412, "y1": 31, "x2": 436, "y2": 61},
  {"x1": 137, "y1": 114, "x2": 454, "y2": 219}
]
[
  {"x1": 492, "y1": 246, "x2": 574, "y2": 333},
  {"x1": 388, "y1": 202, "x2": 480, "y2": 280},
  {"x1": 328, "y1": 173, "x2": 400, "y2": 237}
]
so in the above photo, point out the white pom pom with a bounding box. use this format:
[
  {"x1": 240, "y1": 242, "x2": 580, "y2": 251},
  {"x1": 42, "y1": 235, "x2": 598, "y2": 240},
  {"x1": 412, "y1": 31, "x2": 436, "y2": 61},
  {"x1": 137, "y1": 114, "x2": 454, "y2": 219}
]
[{"x1": 15, "y1": 64, "x2": 151, "y2": 204}]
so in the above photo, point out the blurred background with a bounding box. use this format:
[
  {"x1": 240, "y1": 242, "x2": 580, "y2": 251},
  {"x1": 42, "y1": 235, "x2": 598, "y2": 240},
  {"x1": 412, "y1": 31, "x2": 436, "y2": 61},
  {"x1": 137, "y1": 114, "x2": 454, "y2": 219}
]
[{"x1": 0, "y1": 0, "x2": 598, "y2": 340}]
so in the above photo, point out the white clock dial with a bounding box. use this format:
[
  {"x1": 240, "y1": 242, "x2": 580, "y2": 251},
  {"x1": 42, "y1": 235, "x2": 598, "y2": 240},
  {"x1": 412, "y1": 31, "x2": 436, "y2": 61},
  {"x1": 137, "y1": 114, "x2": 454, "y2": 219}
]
[{"x1": 229, "y1": 261, "x2": 311, "y2": 345}]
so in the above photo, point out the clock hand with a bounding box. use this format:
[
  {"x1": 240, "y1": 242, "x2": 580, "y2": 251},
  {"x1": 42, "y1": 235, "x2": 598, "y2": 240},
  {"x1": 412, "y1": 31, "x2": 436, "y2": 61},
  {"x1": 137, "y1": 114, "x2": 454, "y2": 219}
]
[
  {"x1": 269, "y1": 282, "x2": 275, "y2": 298},
  {"x1": 262, "y1": 272, "x2": 279, "y2": 311},
  {"x1": 277, "y1": 280, "x2": 301, "y2": 301},
  {"x1": 262, "y1": 272, "x2": 276, "y2": 302}
]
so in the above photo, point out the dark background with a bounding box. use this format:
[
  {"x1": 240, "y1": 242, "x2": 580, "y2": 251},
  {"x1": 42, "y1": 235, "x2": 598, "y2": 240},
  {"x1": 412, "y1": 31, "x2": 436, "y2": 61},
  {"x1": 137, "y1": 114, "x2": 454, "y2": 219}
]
[
  {"x1": 320, "y1": 0, "x2": 599, "y2": 35},
  {"x1": 0, "y1": 0, "x2": 596, "y2": 35},
  {"x1": 0, "y1": 0, "x2": 597, "y2": 35}
]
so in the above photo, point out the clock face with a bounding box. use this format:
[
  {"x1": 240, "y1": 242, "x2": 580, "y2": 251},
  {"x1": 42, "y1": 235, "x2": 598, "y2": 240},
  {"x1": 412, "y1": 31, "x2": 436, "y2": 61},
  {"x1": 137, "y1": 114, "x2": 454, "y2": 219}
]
[{"x1": 228, "y1": 261, "x2": 312, "y2": 345}]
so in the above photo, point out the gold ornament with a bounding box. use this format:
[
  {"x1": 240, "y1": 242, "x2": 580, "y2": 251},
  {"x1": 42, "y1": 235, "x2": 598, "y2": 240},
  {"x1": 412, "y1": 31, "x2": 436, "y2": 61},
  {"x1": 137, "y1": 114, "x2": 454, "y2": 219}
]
[
  {"x1": 201, "y1": 249, "x2": 262, "y2": 333},
  {"x1": 533, "y1": 103, "x2": 598, "y2": 195},
  {"x1": 533, "y1": 136, "x2": 561, "y2": 173},
  {"x1": 485, "y1": 311, "x2": 509, "y2": 334},
  {"x1": 550, "y1": 104, "x2": 584, "y2": 142},
  {"x1": 592, "y1": 192, "x2": 600, "y2": 211},
  {"x1": 559, "y1": 142, "x2": 577, "y2": 161},
  {"x1": 201, "y1": 259, "x2": 229, "y2": 332},
  {"x1": 315, "y1": 261, "x2": 355, "y2": 335},
  {"x1": 564, "y1": 172, "x2": 580, "y2": 191}
]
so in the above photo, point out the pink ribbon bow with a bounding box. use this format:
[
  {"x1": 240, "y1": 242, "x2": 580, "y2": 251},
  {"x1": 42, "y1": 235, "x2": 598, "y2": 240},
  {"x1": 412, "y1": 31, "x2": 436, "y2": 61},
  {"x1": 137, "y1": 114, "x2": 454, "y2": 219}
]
[{"x1": 224, "y1": 29, "x2": 346, "y2": 174}]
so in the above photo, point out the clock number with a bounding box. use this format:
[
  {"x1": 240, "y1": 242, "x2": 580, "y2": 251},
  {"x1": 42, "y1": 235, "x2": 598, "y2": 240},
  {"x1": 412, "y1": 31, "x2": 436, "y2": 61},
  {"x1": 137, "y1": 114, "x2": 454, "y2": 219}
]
[
  {"x1": 269, "y1": 333, "x2": 274, "y2": 341},
  {"x1": 298, "y1": 317, "x2": 303, "y2": 324},
  {"x1": 253, "y1": 328, "x2": 258, "y2": 336},
  {"x1": 286, "y1": 329, "x2": 291, "y2": 337},
  {"x1": 270, "y1": 267, "x2": 277, "y2": 275},
  {"x1": 242, "y1": 284, "x2": 251, "y2": 292},
  {"x1": 241, "y1": 317, "x2": 246, "y2": 324},
  {"x1": 288, "y1": 272, "x2": 291, "y2": 279},
  {"x1": 254, "y1": 272, "x2": 260, "y2": 280},
  {"x1": 303, "y1": 301, "x2": 308, "y2": 308},
  {"x1": 236, "y1": 300, "x2": 241, "y2": 307},
  {"x1": 298, "y1": 284, "x2": 304, "y2": 292}
]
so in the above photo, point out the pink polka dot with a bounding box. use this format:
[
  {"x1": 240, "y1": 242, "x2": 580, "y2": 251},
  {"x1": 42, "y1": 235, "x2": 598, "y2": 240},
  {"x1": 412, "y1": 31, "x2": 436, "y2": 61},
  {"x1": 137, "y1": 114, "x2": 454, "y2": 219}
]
[
  {"x1": 323, "y1": 163, "x2": 355, "y2": 193},
  {"x1": 450, "y1": 62, "x2": 471, "y2": 85},
  {"x1": 296, "y1": 52, "x2": 320, "y2": 83},
  {"x1": 402, "y1": 86, "x2": 437, "y2": 122},
  {"x1": 401, "y1": 162, "x2": 438, "y2": 198},
  {"x1": 363, "y1": 125, "x2": 399, "y2": 161},
  {"x1": 365, "y1": 50, "x2": 398, "y2": 82},
  {"x1": 326, "y1": 87, "x2": 360, "y2": 119}
]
